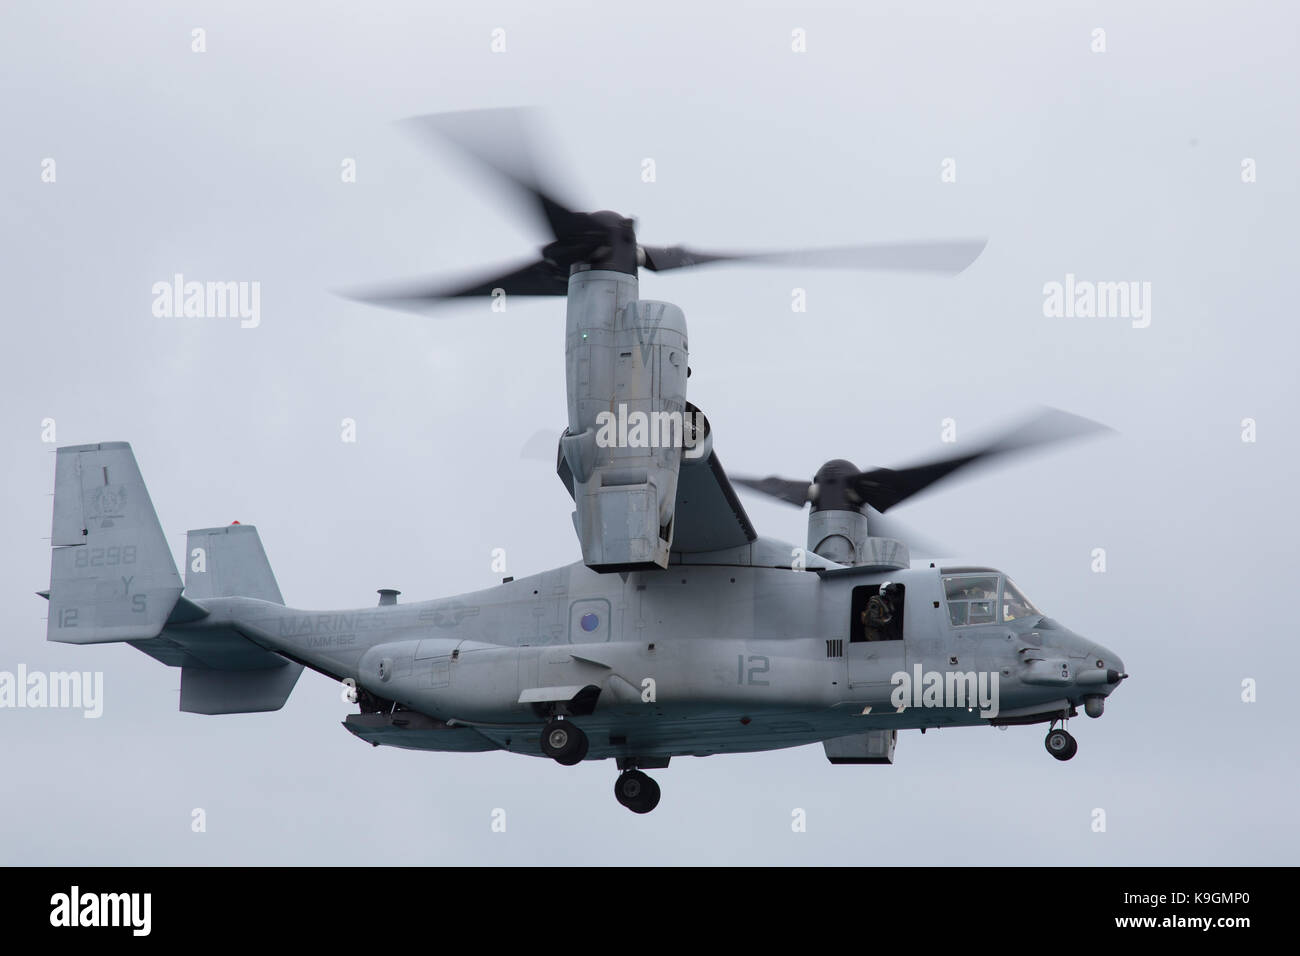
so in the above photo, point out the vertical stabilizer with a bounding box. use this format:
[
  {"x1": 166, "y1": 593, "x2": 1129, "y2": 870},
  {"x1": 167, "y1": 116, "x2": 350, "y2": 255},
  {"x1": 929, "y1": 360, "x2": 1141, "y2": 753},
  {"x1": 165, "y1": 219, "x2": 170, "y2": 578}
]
[
  {"x1": 184, "y1": 525, "x2": 284, "y2": 604},
  {"x1": 47, "y1": 443, "x2": 182, "y2": 644}
]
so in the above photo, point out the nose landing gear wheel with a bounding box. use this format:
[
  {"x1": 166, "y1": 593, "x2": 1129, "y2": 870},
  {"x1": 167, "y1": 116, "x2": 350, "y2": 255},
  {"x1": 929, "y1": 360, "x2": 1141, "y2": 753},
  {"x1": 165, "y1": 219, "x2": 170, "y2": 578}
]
[
  {"x1": 614, "y1": 770, "x2": 661, "y2": 813},
  {"x1": 540, "y1": 718, "x2": 589, "y2": 765},
  {"x1": 1045, "y1": 727, "x2": 1078, "y2": 761}
]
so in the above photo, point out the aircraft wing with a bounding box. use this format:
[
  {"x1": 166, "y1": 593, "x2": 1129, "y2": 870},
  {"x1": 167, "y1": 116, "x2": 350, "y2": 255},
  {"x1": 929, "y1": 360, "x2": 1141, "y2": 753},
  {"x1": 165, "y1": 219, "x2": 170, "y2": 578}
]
[
  {"x1": 665, "y1": 449, "x2": 758, "y2": 552},
  {"x1": 556, "y1": 443, "x2": 758, "y2": 556}
]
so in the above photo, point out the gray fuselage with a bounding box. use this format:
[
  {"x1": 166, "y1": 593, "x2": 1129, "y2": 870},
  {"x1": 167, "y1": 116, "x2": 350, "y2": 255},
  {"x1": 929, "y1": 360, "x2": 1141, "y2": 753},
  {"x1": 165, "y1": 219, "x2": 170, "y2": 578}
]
[{"x1": 178, "y1": 544, "x2": 1124, "y2": 762}]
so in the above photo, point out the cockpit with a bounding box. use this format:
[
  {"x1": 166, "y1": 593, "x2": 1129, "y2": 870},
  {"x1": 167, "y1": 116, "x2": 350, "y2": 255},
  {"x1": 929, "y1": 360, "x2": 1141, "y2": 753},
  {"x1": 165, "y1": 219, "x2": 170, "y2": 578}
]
[{"x1": 941, "y1": 568, "x2": 1040, "y2": 627}]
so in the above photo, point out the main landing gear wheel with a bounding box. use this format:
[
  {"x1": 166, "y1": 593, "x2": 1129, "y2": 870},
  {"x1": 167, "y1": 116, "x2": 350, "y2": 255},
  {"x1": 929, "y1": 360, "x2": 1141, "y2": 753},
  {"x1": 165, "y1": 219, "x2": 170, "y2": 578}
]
[
  {"x1": 540, "y1": 718, "x2": 588, "y2": 766},
  {"x1": 1045, "y1": 727, "x2": 1078, "y2": 761},
  {"x1": 614, "y1": 770, "x2": 661, "y2": 814}
]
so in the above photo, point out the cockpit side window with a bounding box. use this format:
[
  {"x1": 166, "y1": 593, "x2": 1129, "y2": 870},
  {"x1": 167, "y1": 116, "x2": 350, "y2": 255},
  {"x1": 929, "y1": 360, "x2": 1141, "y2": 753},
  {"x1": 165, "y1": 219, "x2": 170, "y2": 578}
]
[
  {"x1": 942, "y1": 573, "x2": 1042, "y2": 626},
  {"x1": 943, "y1": 574, "x2": 999, "y2": 628}
]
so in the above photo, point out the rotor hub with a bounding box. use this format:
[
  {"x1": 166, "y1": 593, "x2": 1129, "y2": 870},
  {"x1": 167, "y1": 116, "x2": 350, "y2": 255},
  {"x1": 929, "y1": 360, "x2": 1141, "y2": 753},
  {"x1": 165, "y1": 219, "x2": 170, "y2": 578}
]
[{"x1": 811, "y1": 459, "x2": 864, "y2": 513}]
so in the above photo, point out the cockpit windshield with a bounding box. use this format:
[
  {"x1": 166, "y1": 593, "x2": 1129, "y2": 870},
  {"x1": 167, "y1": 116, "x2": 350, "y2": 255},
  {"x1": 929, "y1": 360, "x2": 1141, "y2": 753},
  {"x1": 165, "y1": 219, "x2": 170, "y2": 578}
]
[
  {"x1": 942, "y1": 571, "x2": 1040, "y2": 627},
  {"x1": 999, "y1": 577, "x2": 1040, "y2": 622}
]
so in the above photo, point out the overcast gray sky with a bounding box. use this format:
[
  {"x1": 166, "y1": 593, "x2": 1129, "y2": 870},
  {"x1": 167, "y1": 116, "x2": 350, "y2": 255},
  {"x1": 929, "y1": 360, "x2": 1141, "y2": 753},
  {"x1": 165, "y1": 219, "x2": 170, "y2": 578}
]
[{"x1": 2, "y1": 0, "x2": 1296, "y2": 864}]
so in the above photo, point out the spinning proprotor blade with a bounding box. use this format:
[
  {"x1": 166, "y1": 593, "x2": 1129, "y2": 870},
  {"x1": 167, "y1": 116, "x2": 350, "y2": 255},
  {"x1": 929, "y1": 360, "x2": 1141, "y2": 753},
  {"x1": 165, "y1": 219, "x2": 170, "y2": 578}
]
[
  {"x1": 346, "y1": 108, "x2": 988, "y2": 308},
  {"x1": 733, "y1": 408, "x2": 1111, "y2": 556}
]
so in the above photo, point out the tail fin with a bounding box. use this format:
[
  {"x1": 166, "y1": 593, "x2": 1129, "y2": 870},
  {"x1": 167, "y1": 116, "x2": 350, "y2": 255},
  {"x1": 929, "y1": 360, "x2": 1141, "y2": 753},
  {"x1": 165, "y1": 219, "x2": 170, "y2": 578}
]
[
  {"x1": 47, "y1": 442, "x2": 182, "y2": 644},
  {"x1": 45, "y1": 443, "x2": 303, "y2": 715},
  {"x1": 184, "y1": 525, "x2": 284, "y2": 604},
  {"x1": 177, "y1": 524, "x2": 303, "y2": 714}
]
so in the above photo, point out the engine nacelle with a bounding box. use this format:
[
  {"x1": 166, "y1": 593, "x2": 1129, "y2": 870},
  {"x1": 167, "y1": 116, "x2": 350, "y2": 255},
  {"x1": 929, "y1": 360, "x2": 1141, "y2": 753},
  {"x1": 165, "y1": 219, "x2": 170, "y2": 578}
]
[
  {"x1": 807, "y1": 509, "x2": 910, "y2": 570},
  {"x1": 563, "y1": 269, "x2": 690, "y2": 571}
]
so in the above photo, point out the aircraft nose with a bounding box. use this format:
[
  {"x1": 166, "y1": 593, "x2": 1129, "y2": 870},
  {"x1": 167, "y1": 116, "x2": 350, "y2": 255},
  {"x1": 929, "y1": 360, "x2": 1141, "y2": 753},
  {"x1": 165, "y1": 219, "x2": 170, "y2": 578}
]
[
  {"x1": 1077, "y1": 644, "x2": 1127, "y2": 717},
  {"x1": 1097, "y1": 646, "x2": 1127, "y2": 684}
]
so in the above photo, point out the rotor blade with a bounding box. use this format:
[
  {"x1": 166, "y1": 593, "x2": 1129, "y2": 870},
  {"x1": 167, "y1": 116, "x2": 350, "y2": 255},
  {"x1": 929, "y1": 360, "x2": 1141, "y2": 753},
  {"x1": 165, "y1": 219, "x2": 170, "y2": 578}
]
[
  {"x1": 864, "y1": 508, "x2": 951, "y2": 558},
  {"x1": 730, "y1": 481, "x2": 952, "y2": 555},
  {"x1": 850, "y1": 408, "x2": 1111, "y2": 513},
  {"x1": 404, "y1": 108, "x2": 589, "y2": 241},
  {"x1": 520, "y1": 428, "x2": 561, "y2": 461},
  {"x1": 342, "y1": 258, "x2": 568, "y2": 309},
  {"x1": 731, "y1": 475, "x2": 814, "y2": 507},
  {"x1": 640, "y1": 239, "x2": 988, "y2": 276}
]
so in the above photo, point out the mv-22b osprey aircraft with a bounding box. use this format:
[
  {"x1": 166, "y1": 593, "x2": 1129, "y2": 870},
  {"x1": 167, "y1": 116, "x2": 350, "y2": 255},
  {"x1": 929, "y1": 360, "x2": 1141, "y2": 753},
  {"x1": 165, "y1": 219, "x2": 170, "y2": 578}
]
[{"x1": 41, "y1": 111, "x2": 1126, "y2": 813}]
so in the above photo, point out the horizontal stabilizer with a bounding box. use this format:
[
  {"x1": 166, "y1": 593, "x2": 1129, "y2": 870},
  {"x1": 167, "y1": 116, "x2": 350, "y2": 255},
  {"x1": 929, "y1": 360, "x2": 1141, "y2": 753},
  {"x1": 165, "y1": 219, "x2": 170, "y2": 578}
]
[{"x1": 166, "y1": 595, "x2": 210, "y2": 625}]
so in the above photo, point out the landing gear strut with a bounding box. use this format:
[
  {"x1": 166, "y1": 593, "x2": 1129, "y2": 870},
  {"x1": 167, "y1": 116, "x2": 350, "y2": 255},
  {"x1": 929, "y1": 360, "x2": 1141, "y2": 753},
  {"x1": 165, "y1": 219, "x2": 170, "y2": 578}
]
[
  {"x1": 614, "y1": 769, "x2": 661, "y2": 814},
  {"x1": 1044, "y1": 723, "x2": 1078, "y2": 761},
  {"x1": 540, "y1": 718, "x2": 588, "y2": 766}
]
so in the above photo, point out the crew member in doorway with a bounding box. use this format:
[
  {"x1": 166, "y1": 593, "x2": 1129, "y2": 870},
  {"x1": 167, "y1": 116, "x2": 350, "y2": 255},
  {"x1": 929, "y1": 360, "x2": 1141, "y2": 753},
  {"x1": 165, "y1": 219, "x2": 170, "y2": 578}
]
[{"x1": 862, "y1": 582, "x2": 898, "y2": 641}]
